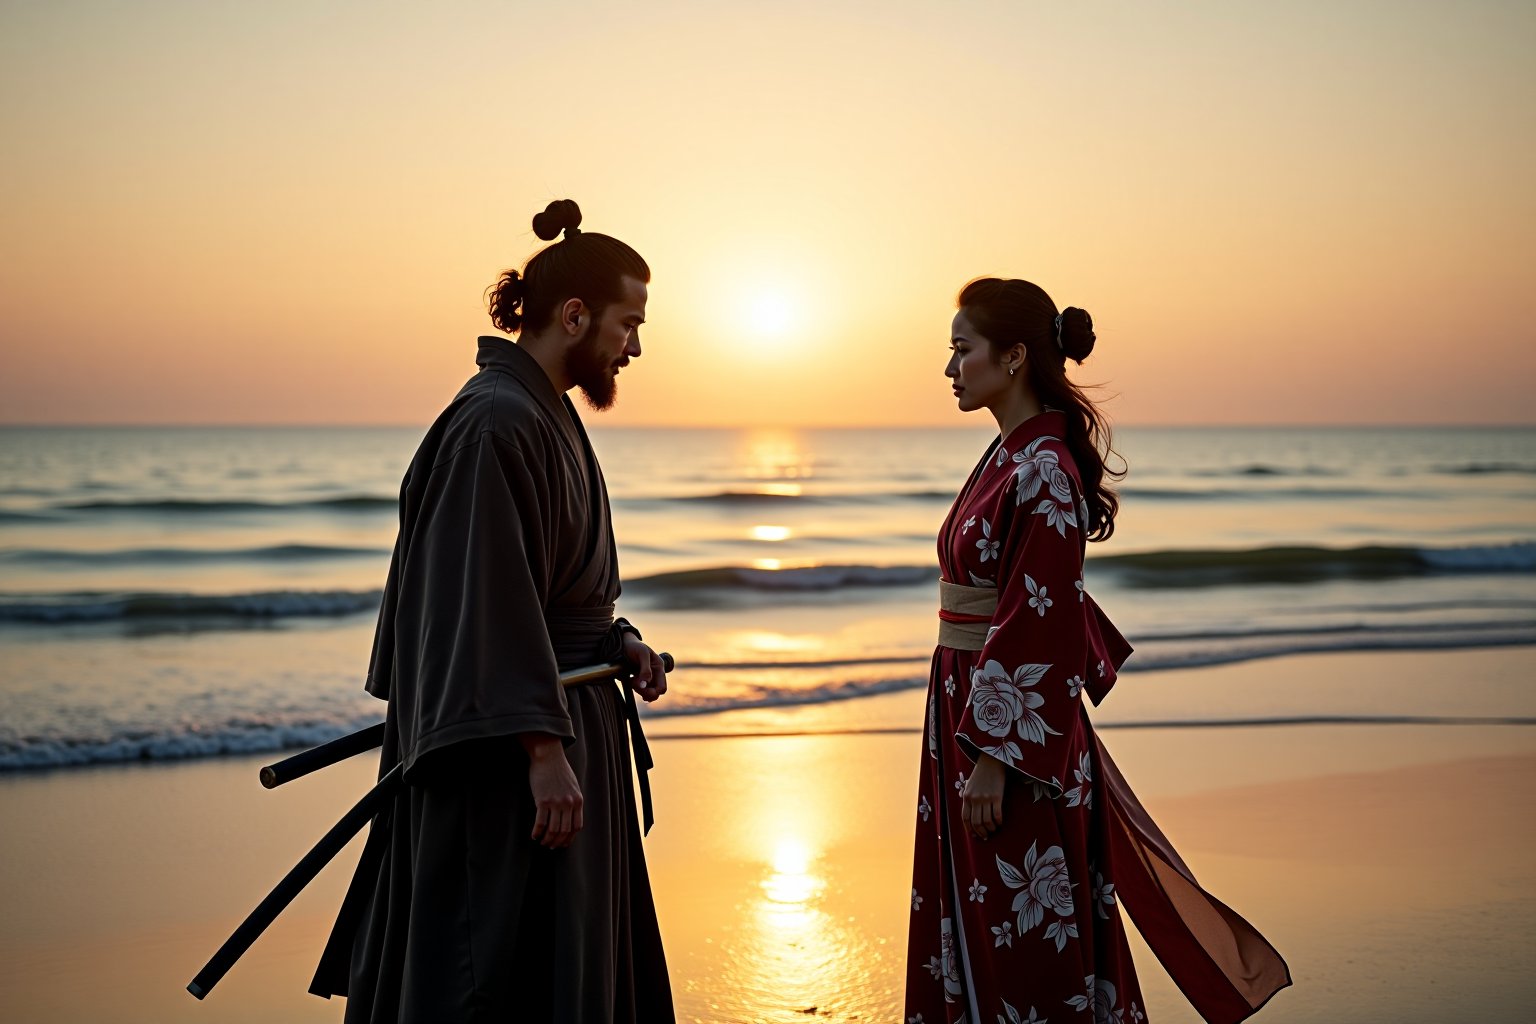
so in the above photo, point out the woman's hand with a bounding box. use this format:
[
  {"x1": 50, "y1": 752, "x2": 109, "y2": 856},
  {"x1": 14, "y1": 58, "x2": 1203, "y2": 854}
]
[
  {"x1": 961, "y1": 753, "x2": 1007, "y2": 839},
  {"x1": 622, "y1": 632, "x2": 669, "y2": 703}
]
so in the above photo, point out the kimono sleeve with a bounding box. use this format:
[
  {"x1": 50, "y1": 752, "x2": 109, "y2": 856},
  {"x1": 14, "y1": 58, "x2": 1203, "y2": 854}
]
[
  {"x1": 954, "y1": 441, "x2": 1090, "y2": 797},
  {"x1": 386, "y1": 432, "x2": 570, "y2": 780}
]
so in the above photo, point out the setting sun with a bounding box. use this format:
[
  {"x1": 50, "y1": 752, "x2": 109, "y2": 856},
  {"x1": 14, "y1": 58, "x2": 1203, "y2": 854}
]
[{"x1": 746, "y1": 291, "x2": 797, "y2": 338}]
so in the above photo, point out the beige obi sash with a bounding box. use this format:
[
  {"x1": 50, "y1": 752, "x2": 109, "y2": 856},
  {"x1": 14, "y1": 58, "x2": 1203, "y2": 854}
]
[{"x1": 937, "y1": 579, "x2": 998, "y2": 650}]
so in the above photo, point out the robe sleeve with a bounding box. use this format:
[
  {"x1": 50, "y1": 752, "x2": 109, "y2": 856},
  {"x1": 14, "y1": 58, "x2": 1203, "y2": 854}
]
[
  {"x1": 382, "y1": 431, "x2": 572, "y2": 781},
  {"x1": 954, "y1": 441, "x2": 1092, "y2": 796}
]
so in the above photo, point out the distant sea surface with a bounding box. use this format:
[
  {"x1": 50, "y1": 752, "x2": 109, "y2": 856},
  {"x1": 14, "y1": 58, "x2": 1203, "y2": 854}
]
[{"x1": 2, "y1": 424, "x2": 1533, "y2": 770}]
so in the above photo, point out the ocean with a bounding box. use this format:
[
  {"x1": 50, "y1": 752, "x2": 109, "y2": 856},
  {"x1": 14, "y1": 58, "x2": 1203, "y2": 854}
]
[{"x1": 1, "y1": 424, "x2": 1533, "y2": 770}]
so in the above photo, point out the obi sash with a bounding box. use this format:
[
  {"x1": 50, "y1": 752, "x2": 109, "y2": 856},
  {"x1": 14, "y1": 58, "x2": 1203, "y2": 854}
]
[{"x1": 936, "y1": 578, "x2": 996, "y2": 649}]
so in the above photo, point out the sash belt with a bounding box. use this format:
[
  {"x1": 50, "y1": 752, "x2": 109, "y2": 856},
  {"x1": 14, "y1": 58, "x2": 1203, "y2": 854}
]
[
  {"x1": 937, "y1": 579, "x2": 998, "y2": 651},
  {"x1": 550, "y1": 605, "x2": 655, "y2": 835}
]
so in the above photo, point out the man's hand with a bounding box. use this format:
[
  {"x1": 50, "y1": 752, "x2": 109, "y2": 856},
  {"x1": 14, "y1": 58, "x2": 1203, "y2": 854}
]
[
  {"x1": 961, "y1": 753, "x2": 1007, "y2": 840},
  {"x1": 520, "y1": 734, "x2": 582, "y2": 849},
  {"x1": 621, "y1": 632, "x2": 668, "y2": 703}
]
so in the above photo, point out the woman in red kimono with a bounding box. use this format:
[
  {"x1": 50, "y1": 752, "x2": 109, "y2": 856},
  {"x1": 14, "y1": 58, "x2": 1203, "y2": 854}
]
[{"x1": 905, "y1": 279, "x2": 1289, "y2": 1024}]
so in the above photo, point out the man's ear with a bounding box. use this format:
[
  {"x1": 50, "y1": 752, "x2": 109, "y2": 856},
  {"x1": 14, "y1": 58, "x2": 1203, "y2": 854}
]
[{"x1": 559, "y1": 298, "x2": 586, "y2": 338}]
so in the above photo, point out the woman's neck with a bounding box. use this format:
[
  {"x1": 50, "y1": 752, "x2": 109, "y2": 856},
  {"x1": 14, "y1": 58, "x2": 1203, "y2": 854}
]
[{"x1": 990, "y1": 386, "x2": 1044, "y2": 439}]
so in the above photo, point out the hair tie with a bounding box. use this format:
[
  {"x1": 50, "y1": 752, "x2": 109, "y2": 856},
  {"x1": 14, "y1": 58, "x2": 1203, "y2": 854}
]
[
  {"x1": 1053, "y1": 313, "x2": 1065, "y2": 351},
  {"x1": 564, "y1": 225, "x2": 582, "y2": 241}
]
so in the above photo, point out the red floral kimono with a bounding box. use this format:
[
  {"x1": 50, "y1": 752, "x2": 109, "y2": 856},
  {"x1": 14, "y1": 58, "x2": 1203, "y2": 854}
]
[{"x1": 905, "y1": 412, "x2": 1289, "y2": 1024}]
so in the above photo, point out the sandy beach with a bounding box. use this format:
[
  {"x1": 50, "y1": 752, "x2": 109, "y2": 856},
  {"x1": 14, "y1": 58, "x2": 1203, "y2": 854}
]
[{"x1": 2, "y1": 647, "x2": 1533, "y2": 1023}]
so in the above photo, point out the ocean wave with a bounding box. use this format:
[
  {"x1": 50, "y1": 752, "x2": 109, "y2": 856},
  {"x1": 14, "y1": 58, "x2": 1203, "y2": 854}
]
[
  {"x1": 0, "y1": 543, "x2": 389, "y2": 567},
  {"x1": 628, "y1": 564, "x2": 935, "y2": 593},
  {"x1": 628, "y1": 488, "x2": 952, "y2": 506},
  {"x1": 1187, "y1": 464, "x2": 1340, "y2": 478},
  {"x1": 0, "y1": 716, "x2": 383, "y2": 771},
  {"x1": 625, "y1": 543, "x2": 1536, "y2": 598},
  {"x1": 0, "y1": 509, "x2": 52, "y2": 523},
  {"x1": 1435, "y1": 462, "x2": 1536, "y2": 476},
  {"x1": 0, "y1": 588, "x2": 383, "y2": 623},
  {"x1": 1096, "y1": 542, "x2": 1536, "y2": 586},
  {"x1": 53, "y1": 495, "x2": 398, "y2": 514},
  {"x1": 1121, "y1": 485, "x2": 1402, "y2": 502}
]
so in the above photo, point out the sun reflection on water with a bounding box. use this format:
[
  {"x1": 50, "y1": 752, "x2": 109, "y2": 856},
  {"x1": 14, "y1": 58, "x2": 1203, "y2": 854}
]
[
  {"x1": 708, "y1": 829, "x2": 891, "y2": 1022},
  {"x1": 761, "y1": 838, "x2": 821, "y2": 908}
]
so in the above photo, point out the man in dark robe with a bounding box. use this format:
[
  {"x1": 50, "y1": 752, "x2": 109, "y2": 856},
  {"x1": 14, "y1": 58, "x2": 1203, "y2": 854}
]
[{"x1": 310, "y1": 201, "x2": 674, "y2": 1022}]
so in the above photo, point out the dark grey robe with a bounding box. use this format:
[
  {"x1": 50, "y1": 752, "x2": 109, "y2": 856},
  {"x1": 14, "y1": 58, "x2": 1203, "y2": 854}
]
[{"x1": 311, "y1": 337, "x2": 673, "y2": 1023}]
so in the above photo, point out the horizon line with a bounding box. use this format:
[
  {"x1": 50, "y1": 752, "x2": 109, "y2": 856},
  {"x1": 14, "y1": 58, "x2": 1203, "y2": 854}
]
[{"x1": 1, "y1": 421, "x2": 1533, "y2": 431}]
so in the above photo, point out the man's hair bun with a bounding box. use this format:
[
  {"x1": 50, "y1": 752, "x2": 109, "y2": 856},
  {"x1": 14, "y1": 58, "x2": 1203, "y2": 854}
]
[
  {"x1": 532, "y1": 199, "x2": 583, "y2": 241},
  {"x1": 1057, "y1": 306, "x2": 1096, "y2": 363},
  {"x1": 486, "y1": 269, "x2": 524, "y2": 333}
]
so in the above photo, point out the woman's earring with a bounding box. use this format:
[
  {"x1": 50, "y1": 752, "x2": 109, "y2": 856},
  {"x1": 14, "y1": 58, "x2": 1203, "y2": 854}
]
[{"x1": 1009, "y1": 365, "x2": 1016, "y2": 376}]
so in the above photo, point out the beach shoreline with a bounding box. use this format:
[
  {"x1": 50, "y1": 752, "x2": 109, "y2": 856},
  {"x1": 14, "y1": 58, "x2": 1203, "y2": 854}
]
[{"x1": 2, "y1": 647, "x2": 1533, "y2": 1023}]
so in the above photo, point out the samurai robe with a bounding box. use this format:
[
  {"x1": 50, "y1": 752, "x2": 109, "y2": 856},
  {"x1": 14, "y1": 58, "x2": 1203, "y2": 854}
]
[
  {"x1": 310, "y1": 336, "x2": 674, "y2": 1023},
  {"x1": 906, "y1": 411, "x2": 1289, "y2": 1024}
]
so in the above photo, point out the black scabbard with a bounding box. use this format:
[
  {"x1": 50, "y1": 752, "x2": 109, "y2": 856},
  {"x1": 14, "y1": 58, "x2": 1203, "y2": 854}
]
[{"x1": 187, "y1": 763, "x2": 402, "y2": 1000}]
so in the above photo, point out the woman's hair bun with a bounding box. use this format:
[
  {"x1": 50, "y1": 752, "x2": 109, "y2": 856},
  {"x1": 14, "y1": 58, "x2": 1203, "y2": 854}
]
[
  {"x1": 1057, "y1": 306, "x2": 1096, "y2": 363},
  {"x1": 532, "y1": 199, "x2": 583, "y2": 241}
]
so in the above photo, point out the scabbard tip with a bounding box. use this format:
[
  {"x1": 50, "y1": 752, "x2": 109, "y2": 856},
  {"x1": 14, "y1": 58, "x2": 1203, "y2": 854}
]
[
  {"x1": 187, "y1": 981, "x2": 207, "y2": 1000},
  {"x1": 259, "y1": 766, "x2": 278, "y2": 789}
]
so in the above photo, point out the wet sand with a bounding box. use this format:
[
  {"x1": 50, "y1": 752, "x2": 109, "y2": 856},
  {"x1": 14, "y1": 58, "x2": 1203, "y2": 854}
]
[{"x1": 1, "y1": 648, "x2": 1533, "y2": 1023}]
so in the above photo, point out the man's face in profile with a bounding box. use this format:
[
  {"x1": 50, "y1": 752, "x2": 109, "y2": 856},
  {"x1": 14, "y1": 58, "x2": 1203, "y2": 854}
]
[{"x1": 567, "y1": 276, "x2": 648, "y2": 411}]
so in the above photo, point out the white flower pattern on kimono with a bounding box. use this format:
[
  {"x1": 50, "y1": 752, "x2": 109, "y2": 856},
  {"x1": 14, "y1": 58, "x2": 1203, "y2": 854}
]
[
  {"x1": 996, "y1": 842, "x2": 1075, "y2": 934},
  {"x1": 1013, "y1": 440, "x2": 1078, "y2": 533},
  {"x1": 1065, "y1": 675, "x2": 1084, "y2": 699},
  {"x1": 1033, "y1": 496, "x2": 1078, "y2": 537},
  {"x1": 982, "y1": 739, "x2": 1025, "y2": 766},
  {"x1": 1065, "y1": 751, "x2": 1094, "y2": 809},
  {"x1": 939, "y1": 918, "x2": 962, "y2": 1002},
  {"x1": 969, "y1": 660, "x2": 1060, "y2": 747},
  {"x1": 1067, "y1": 977, "x2": 1123, "y2": 1024},
  {"x1": 977, "y1": 518, "x2": 1000, "y2": 561},
  {"x1": 962, "y1": 515, "x2": 976, "y2": 534},
  {"x1": 956, "y1": 771, "x2": 968, "y2": 793},
  {"x1": 991, "y1": 920, "x2": 1014, "y2": 948},
  {"x1": 969, "y1": 878, "x2": 988, "y2": 902},
  {"x1": 1092, "y1": 870, "x2": 1117, "y2": 920},
  {"x1": 970, "y1": 570, "x2": 998, "y2": 588},
  {"x1": 1043, "y1": 918, "x2": 1079, "y2": 952},
  {"x1": 918, "y1": 794, "x2": 932, "y2": 822},
  {"x1": 1066, "y1": 976, "x2": 1095, "y2": 1017},
  {"x1": 998, "y1": 1000, "x2": 1047, "y2": 1024},
  {"x1": 1026, "y1": 575, "x2": 1052, "y2": 617},
  {"x1": 912, "y1": 887, "x2": 923, "y2": 911},
  {"x1": 1075, "y1": 578, "x2": 1085, "y2": 602},
  {"x1": 944, "y1": 675, "x2": 957, "y2": 698},
  {"x1": 1012, "y1": 437, "x2": 1069, "y2": 504},
  {"x1": 928, "y1": 690, "x2": 939, "y2": 760}
]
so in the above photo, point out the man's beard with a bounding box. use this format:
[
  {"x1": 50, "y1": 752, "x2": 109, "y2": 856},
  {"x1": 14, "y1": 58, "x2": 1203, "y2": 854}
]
[{"x1": 566, "y1": 320, "x2": 618, "y2": 411}]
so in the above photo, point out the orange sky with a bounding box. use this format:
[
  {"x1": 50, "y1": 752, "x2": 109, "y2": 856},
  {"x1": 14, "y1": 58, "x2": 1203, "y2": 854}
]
[{"x1": 1, "y1": 1, "x2": 1532, "y2": 426}]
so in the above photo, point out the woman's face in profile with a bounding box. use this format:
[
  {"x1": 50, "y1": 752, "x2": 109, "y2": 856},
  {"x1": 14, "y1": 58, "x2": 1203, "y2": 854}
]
[{"x1": 947, "y1": 309, "x2": 1013, "y2": 414}]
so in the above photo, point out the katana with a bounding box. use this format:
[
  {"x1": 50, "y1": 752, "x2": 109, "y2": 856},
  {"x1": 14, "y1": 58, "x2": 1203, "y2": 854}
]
[
  {"x1": 258, "y1": 652, "x2": 673, "y2": 789},
  {"x1": 188, "y1": 652, "x2": 673, "y2": 1002}
]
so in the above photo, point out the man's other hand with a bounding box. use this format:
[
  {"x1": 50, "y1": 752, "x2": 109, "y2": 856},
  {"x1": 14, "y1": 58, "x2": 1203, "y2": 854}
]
[
  {"x1": 521, "y1": 734, "x2": 583, "y2": 849},
  {"x1": 621, "y1": 633, "x2": 669, "y2": 703}
]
